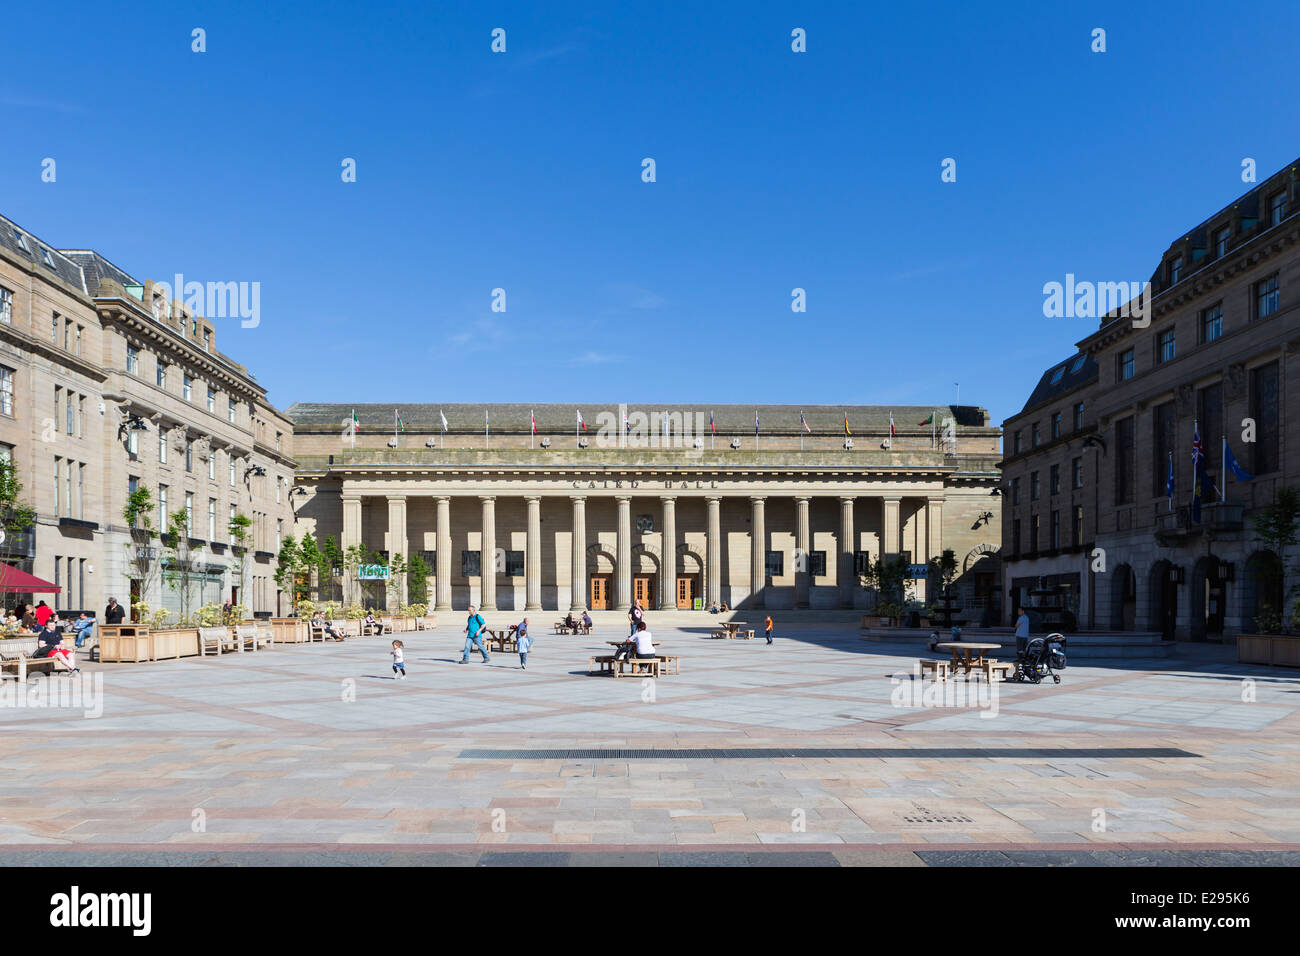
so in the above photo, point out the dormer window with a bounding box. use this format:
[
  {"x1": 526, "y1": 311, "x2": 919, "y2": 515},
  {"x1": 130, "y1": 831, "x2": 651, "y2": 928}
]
[
  {"x1": 13, "y1": 232, "x2": 28, "y2": 252},
  {"x1": 1049, "y1": 366, "x2": 1065, "y2": 385},
  {"x1": 151, "y1": 295, "x2": 164, "y2": 320},
  {"x1": 1270, "y1": 191, "x2": 1288, "y2": 226},
  {"x1": 39, "y1": 247, "x2": 54, "y2": 268},
  {"x1": 1214, "y1": 226, "x2": 1230, "y2": 258},
  {"x1": 1168, "y1": 256, "x2": 1182, "y2": 285}
]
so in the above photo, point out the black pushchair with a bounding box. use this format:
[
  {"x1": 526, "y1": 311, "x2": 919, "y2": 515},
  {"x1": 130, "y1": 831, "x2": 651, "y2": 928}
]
[{"x1": 1012, "y1": 632, "x2": 1067, "y2": 684}]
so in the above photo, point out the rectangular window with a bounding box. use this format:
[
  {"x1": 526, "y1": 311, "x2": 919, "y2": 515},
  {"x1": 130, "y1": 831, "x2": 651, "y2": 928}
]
[
  {"x1": 504, "y1": 550, "x2": 524, "y2": 577},
  {"x1": 127, "y1": 427, "x2": 139, "y2": 457},
  {"x1": 276, "y1": 477, "x2": 282, "y2": 504},
  {"x1": 1073, "y1": 402, "x2": 1084, "y2": 432},
  {"x1": 1049, "y1": 464, "x2": 1060, "y2": 496},
  {"x1": 1029, "y1": 515, "x2": 1040, "y2": 552},
  {"x1": 1153, "y1": 402, "x2": 1177, "y2": 499},
  {"x1": 208, "y1": 453, "x2": 216, "y2": 480},
  {"x1": 0, "y1": 366, "x2": 12, "y2": 416},
  {"x1": 1050, "y1": 510, "x2": 1060, "y2": 549},
  {"x1": 1011, "y1": 519, "x2": 1021, "y2": 557},
  {"x1": 1168, "y1": 257, "x2": 1182, "y2": 285},
  {"x1": 159, "y1": 429, "x2": 167, "y2": 463},
  {"x1": 65, "y1": 392, "x2": 74, "y2": 435},
  {"x1": 228, "y1": 398, "x2": 236, "y2": 424},
  {"x1": 126, "y1": 344, "x2": 139, "y2": 374},
  {"x1": 51, "y1": 313, "x2": 57, "y2": 344},
  {"x1": 1013, "y1": 430, "x2": 1022, "y2": 455},
  {"x1": 0, "y1": 286, "x2": 10, "y2": 324},
  {"x1": 156, "y1": 363, "x2": 167, "y2": 388},
  {"x1": 1156, "y1": 328, "x2": 1176, "y2": 363},
  {"x1": 1198, "y1": 383, "x2": 1223, "y2": 474},
  {"x1": 229, "y1": 504, "x2": 236, "y2": 542},
  {"x1": 1050, "y1": 412, "x2": 1061, "y2": 440},
  {"x1": 230, "y1": 457, "x2": 237, "y2": 486},
  {"x1": 808, "y1": 551, "x2": 827, "y2": 577},
  {"x1": 276, "y1": 519, "x2": 283, "y2": 552},
  {"x1": 183, "y1": 373, "x2": 193, "y2": 401},
  {"x1": 1270, "y1": 190, "x2": 1288, "y2": 226},
  {"x1": 852, "y1": 551, "x2": 871, "y2": 575},
  {"x1": 1030, "y1": 472, "x2": 1040, "y2": 501},
  {"x1": 1115, "y1": 416, "x2": 1135, "y2": 504},
  {"x1": 1011, "y1": 477, "x2": 1020, "y2": 506},
  {"x1": 1255, "y1": 275, "x2": 1280, "y2": 318},
  {"x1": 1200, "y1": 304, "x2": 1222, "y2": 343},
  {"x1": 158, "y1": 485, "x2": 168, "y2": 530},
  {"x1": 185, "y1": 442, "x2": 193, "y2": 472},
  {"x1": 207, "y1": 386, "x2": 216, "y2": 413},
  {"x1": 53, "y1": 458, "x2": 60, "y2": 514},
  {"x1": 461, "y1": 551, "x2": 481, "y2": 577},
  {"x1": 1251, "y1": 361, "x2": 1280, "y2": 474},
  {"x1": 1071, "y1": 457, "x2": 1083, "y2": 490},
  {"x1": 185, "y1": 493, "x2": 194, "y2": 536},
  {"x1": 1072, "y1": 506, "x2": 1083, "y2": 547},
  {"x1": 1118, "y1": 348, "x2": 1135, "y2": 381},
  {"x1": 1031, "y1": 424, "x2": 1040, "y2": 447},
  {"x1": 1215, "y1": 226, "x2": 1230, "y2": 258},
  {"x1": 209, "y1": 500, "x2": 216, "y2": 542},
  {"x1": 203, "y1": 330, "x2": 210, "y2": 352},
  {"x1": 75, "y1": 326, "x2": 82, "y2": 356}
]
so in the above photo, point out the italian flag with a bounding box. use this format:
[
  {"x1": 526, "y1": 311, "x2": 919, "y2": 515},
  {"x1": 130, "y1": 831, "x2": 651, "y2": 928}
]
[
  {"x1": 889, "y1": 412, "x2": 896, "y2": 437},
  {"x1": 917, "y1": 412, "x2": 935, "y2": 426},
  {"x1": 395, "y1": 411, "x2": 405, "y2": 432}
]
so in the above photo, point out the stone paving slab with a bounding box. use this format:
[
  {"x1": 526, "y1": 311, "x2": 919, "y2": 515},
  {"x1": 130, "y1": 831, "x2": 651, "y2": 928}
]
[{"x1": 2, "y1": 625, "x2": 1298, "y2": 857}]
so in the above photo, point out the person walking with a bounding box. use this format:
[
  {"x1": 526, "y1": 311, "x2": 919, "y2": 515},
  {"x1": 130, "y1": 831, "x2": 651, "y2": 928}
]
[
  {"x1": 1014, "y1": 606, "x2": 1031, "y2": 655},
  {"x1": 390, "y1": 639, "x2": 406, "y2": 679},
  {"x1": 764, "y1": 614, "x2": 774, "y2": 645},
  {"x1": 516, "y1": 617, "x2": 532, "y2": 669},
  {"x1": 460, "y1": 604, "x2": 490, "y2": 664},
  {"x1": 104, "y1": 597, "x2": 125, "y2": 625}
]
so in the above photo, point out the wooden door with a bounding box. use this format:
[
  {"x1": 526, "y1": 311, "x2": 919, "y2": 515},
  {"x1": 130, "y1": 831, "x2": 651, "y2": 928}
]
[
  {"x1": 633, "y1": 575, "x2": 655, "y2": 608},
  {"x1": 589, "y1": 574, "x2": 611, "y2": 610},
  {"x1": 676, "y1": 574, "x2": 699, "y2": 609}
]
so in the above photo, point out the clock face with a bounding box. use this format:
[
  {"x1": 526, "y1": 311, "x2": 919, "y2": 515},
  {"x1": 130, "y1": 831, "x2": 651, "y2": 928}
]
[{"x1": 635, "y1": 515, "x2": 654, "y2": 534}]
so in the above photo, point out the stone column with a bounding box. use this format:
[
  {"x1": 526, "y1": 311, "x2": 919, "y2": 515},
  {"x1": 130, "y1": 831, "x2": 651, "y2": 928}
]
[
  {"x1": 525, "y1": 495, "x2": 542, "y2": 610},
  {"x1": 749, "y1": 496, "x2": 766, "y2": 608},
  {"x1": 570, "y1": 495, "x2": 586, "y2": 612},
  {"x1": 926, "y1": 497, "x2": 944, "y2": 562},
  {"x1": 387, "y1": 495, "x2": 408, "y2": 608},
  {"x1": 882, "y1": 496, "x2": 901, "y2": 559},
  {"x1": 660, "y1": 495, "x2": 676, "y2": 609},
  {"x1": 435, "y1": 496, "x2": 452, "y2": 611},
  {"x1": 479, "y1": 495, "x2": 496, "y2": 610},
  {"x1": 706, "y1": 496, "x2": 722, "y2": 607},
  {"x1": 341, "y1": 495, "x2": 362, "y2": 606},
  {"x1": 616, "y1": 495, "x2": 632, "y2": 610},
  {"x1": 839, "y1": 495, "x2": 856, "y2": 609},
  {"x1": 794, "y1": 496, "x2": 811, "y2": 608}
]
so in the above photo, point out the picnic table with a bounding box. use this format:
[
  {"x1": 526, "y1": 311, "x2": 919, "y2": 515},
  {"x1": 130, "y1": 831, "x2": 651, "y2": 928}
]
[
  {"x1": 483, "y1": 627, "x2": 519, "y2": 653},
  {"x1": 553, "y1": 620, "x2": 592, "y2": 635},
  {"x1": 710, "y1": 621, "x2": 754, "y2": 640},
  {"x1": 931, "y1": 642, "x2": 1009, "y2": 682}
]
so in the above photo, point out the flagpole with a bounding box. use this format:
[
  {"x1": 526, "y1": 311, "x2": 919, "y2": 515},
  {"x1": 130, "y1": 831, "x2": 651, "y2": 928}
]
[
  {"x1": 1168, "y1": 452, "x2": 1173, "y2": 512},
  {"x1": 530, "y1": 409, "x2": 534, "y2": 450},
  {"x1": 799, "y1": 411, "x2": 803, "y2": 452},
  {"x1": 1220, "y1": 435, "x2": 1226, "y2": 503},
  {"x1": 711, "y1": 411, "x2": 714, "y2": 451}
]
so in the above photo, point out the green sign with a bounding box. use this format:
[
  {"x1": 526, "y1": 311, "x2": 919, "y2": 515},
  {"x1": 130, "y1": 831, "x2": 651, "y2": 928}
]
[
  {"x1": 358, "y1": 564, "x2": 389, "y2": 581},
  {"x1": 693, "y1": 598, "x2": 702, "y2": 610}
]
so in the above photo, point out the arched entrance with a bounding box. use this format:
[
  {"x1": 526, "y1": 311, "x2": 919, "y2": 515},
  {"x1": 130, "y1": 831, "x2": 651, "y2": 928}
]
[
  {"x1": 1147, "y1": 560, "x2": 1178, "y2": 640},
  {"x1": 587, "y1": 545, "x2": 616, "y2": 610},
  {"x1": 631, "y1": 545, "x2": 659, "y2": 609},
  {"x1": 1111, "y1": 564, "x2": 1137, "y2": 631},
  {"x1": 676, "y1": 546, "x2": 703, "y2": 609},
  {"x1": 1190, "y1": 555, "x2": 1225, "y2": 641}
]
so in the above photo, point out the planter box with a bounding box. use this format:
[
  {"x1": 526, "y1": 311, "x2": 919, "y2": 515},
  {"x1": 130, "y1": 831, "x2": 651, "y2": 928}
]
[
  {"x1": 269, "y1": 618, "x2": 307, "y2": 643},
  {"x1": 150, "y1": 628, "x2": 199, "y2": 659},
  {"x1": 1238, "y1": 633, "x2": 1300, "y2": 667},
  {"x1": 99, "y1": 625, "x2": 151, "y2": 662}
]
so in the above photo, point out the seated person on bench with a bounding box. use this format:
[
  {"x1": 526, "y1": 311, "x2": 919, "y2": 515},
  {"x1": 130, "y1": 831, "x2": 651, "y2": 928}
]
[
  {"x1": 563, "y1": 612, "x2": 578, "y2": 632},
  {"x1": 615, "y1": 620, "x2": 656, "y2": 663},
  {"x1": 33, "y1": 621, "x2": 77, "y2": 672},
  {"x1": 72, "y1": 613, "x2": 96, "y2": 648},
  {"x1": 364, "y1": 612, "x2": 382, "y2": 634},
  {"x1": 325, "y1": 617, "x2": 346, "y2": 640},
  {"x1": 581, "y1": 610, "x2": 592, "y2": 632}
]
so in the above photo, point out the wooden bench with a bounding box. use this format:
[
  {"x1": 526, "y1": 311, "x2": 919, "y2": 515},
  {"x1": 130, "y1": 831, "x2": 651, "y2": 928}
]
[
  {"x1": 234, "y1": 624, "x2": 273, "y2": 652},
  {"x1": 589, "y1": 655, "x2": 616, "y2": 675},
  {"x1": 986, "y1": 660, "x2": 1015, "y2": 682},
  {"x1": 0, "y1": 651, "x2": 66, "y2": 681},
  {"x1": 919, "y1": 659, "x2": 951, "y2": 681},
  {"x1": 617, "y1": 656, "x2": 660, "y2": 678},
  {"x1": 199, "y1": 626, "x2": 239, "y2": 657},
  {"x1": 656, "y1": 654, "x2": 681, "y2": 675}
]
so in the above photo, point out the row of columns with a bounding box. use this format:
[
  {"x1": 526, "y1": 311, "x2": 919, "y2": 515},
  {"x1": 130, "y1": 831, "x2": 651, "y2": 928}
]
[{"x1": 342, "y1": 492, "x2": 940, "y2": 612}]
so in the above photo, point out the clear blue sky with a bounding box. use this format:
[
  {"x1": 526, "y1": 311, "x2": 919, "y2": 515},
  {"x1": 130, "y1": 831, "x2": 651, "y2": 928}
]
[{"x1": 3, "y1": 0, "x2": 1298, "y2": 427}]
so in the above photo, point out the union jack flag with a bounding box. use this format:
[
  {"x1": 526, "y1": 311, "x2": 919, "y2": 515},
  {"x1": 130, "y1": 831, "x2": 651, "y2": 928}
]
[{"x1": 1191, "y1": 423, "x2": 1204, "y2": 467}]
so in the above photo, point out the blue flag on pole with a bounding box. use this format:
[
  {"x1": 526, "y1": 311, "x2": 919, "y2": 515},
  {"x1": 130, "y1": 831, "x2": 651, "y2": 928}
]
[
  {"x1": 1165, "y1": 454, "x2": 1174, "y2": 502},
  {"x1": 1224, "y1": 442, "x2": 1254, "y2": 482}
]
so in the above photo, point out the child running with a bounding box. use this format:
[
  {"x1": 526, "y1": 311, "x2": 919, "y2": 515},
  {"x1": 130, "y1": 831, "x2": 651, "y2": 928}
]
[{"x1": 390, "y1": 639, "x2": 406, "y2": 679}]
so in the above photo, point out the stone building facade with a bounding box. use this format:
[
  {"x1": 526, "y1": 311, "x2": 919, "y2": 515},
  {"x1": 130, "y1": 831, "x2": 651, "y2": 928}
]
[
  {"x1": 1010, "y1": 158, "x2": 1300, "y2": 640},
  {"x1": 0, "y1": 212, "x2": 295, "y2": 619},
  {"x1": 289, "y1": 404, "x2": 1004, "y2": 616}
]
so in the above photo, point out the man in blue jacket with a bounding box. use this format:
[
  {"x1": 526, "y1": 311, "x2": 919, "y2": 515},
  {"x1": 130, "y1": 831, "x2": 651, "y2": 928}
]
[{"x1": 459, "y1": 604, "x2": 491, "y2": 664}]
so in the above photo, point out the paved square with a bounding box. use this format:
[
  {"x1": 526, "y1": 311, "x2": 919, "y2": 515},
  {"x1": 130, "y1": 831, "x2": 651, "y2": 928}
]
[{"x1": 3, "y1": 623, "x2": 1298, "y2": 861}]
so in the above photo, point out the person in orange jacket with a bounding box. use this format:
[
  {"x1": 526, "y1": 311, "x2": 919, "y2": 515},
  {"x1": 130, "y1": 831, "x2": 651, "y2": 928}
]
[{"x1": 764, "y1": 615, "x2": 774, "y2": 645}]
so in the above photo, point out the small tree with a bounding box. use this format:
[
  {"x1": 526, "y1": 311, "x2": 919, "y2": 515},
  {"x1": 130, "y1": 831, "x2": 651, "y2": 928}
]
[
  {"x1": 1252, "y1": 486, "x2": 1300, "y2": 633},
  {"x1": 229, "y1": 511, "x2": 253, "y2": 616},
  {"x1": 298, "y1": 533, "x2": 324, "y2": 600},
  {"x1": 274, "y1": 534, "x2": 305, "y2": 610},
  {"x1": 862, "y1": 554, "x2": 913, "y2": 612},
  {"x1": 406, "y1": 552, "x2": 431, "y2": 606},
  {"x1": 122, "y1": 484, "x2": 161, "y2": 622},
  {"x1": 162, "y1": 508, "x2": 198, "y2": 624},
  {"x1": 386, "y1": 553, "x2": 408, "y2": 610},
  {"x1": 321, "y1": 535, "x2": 344, "y2": 601},
  {"x1": 0, "y1": 458, "x2": 36, "y2": 612},
  {"x1": 927, "y1": 549, "x2": 959, "y2": 627}
]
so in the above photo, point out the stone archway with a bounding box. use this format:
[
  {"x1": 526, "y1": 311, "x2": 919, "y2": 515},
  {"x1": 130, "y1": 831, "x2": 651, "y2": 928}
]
[
  {"x1": 1148, "y1": 560, "x2": 1177, "y2": 640},
  {"x1": 1242, "y1": 550, "x2": 1283, "y2": 632},
  {"x1": 1189, "y1": 554, "x2": 1225, "y2": 642},
  {"x1": 585, "y1": 543, "x2": 617, "y2": 610}
]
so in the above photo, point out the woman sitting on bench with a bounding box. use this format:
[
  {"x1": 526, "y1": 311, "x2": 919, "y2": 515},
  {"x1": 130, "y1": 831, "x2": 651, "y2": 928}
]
[{"x1": 615, "y1": 620, "x2": 656, "y2": 662}]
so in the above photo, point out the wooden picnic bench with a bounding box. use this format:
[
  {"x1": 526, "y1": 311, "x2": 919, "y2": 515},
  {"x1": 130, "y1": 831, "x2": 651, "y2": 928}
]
[{"x1": 588, "y1": 653, "x2": 666, "y2": 678}]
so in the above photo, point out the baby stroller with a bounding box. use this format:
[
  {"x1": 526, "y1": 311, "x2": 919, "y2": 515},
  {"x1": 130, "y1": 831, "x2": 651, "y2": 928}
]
[{"x1": 1013, "y1": 632, "x2": 1067, "y2": 684}]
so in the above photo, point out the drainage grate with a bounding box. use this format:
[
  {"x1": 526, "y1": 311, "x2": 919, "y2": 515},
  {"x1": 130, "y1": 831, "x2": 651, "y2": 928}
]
[{"x1": 457, "y1": 747, "x2": 1198, "y2": 760}]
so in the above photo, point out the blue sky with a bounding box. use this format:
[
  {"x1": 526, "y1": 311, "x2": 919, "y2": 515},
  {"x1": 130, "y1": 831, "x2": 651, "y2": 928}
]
[{"x1": 3, "y1": 0, "x2": 1298, "y2": 426}]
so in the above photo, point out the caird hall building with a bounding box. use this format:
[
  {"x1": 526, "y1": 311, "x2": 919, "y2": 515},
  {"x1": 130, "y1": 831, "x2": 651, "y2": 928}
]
[{"x1": 288, "y1": 405, "x2": 1004, "y2": 615}]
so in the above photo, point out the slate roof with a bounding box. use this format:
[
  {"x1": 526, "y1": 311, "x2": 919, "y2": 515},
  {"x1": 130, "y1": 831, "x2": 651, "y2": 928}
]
[
  {"x1": 0, "y1": 213, "x2": 88, "y2": 292},
  {"x1": 60, "y1": 250, "x2": 139, "y2": 297},
  {"x1": 287, "y1": 403, "x2": 991, "y2": 433},
  {"x1": 1015, "y1": 353, "x2": 1097, "y2": 418}
]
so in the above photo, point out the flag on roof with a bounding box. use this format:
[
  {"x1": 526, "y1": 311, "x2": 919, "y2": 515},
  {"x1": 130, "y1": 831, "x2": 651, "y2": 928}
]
[
  {"x1": 395, "y1": 411, "x2": 405, "y2": 433},
  {"x1": 530, "y1": 409, "x2": 536, "y2": 435},
  {"x1": 577, "y1": 409, "x2": 587, "y2": 431},
  {"x1": 918, "y1": 412, "x2": 934, "y2": 426},
  {"x1": 439, "y1": 409, "x2": 448, "y2": 431},
  {"x1": 843, "y1": 412, "x2": 851, "y2": 437},
  {"x1": 889, "y1": 412, "x2": 896, "y2": 437},
  {"x1": 800, "y1": 410, "x2": 810, "y2": 433}
]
